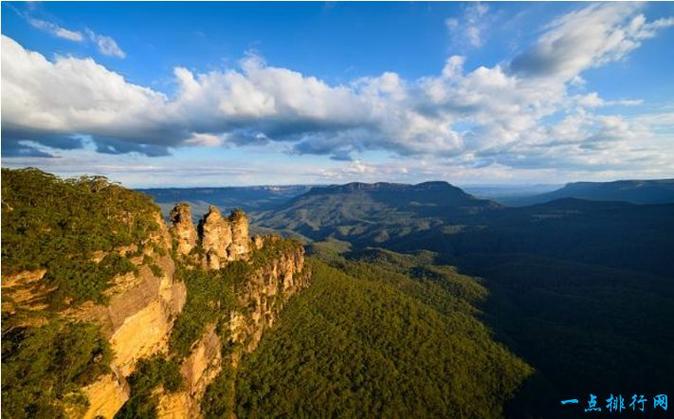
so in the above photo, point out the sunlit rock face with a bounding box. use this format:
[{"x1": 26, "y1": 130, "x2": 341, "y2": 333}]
[
  {"x1": 228, "y1": 209, "x2": 250, "y2": 260},
  {"x1": 198, "y1": 205, "x2": 233, "y2": 269},
  {"x1": 169, "y1": 203, "x2": 198, "y2": 257},
  {"x1": 229, "y1": 243, "x2": 307, "y2": 352},
  {"x1": 171, "y1": 203, "x2": 254, "y2": 270},
  {"x1": 157, "y1": 323, "x2": 222, "y2": 418},
  {"x1": 76, "y1": 211, "x2": 187, "y2": 419},
  {"x1": 156, "y1": 240, "x2": 309, "y2": 419}
]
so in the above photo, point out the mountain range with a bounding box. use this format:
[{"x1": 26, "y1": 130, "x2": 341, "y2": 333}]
[
  {"x1": 141, "y1": 178, "x2": 674, "y2": 218},
  {"x1": 249, "y1": 179, "x2": 674, "y2": 417},
  {"x1": 4, "y1": 169, "x2": 673, "y2": 419}
]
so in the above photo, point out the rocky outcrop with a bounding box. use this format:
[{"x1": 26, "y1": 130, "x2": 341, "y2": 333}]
[
  {"x1": 172, "y1": 203, "x2": 253, "y2": 270},
  {"x1": 198, "y1": 205, "x2": 234, "y2": 269},
  {"x1": 170, "y1": 203, "x2": 198, "y2": 257},
  {"x1": 228, "y1": 209, "x2": 250, "y2": 260},
  {"x1": 1, "y1": 269, "x2": 52, "y2": 317},
  {"x1": 80, "y1": 372, "x2": 129, "y2": 419}
]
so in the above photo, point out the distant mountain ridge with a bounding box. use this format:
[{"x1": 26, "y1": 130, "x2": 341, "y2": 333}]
[
  {"x1": 306, "y1": 181, "x2": 467, "y2": 193},
  {"x1": 299, "y1": 180, "x2": 497, "y2": 206},
  {"x1": 503, "y1": 178, "x2": 674, "y2": 206},
  {"x1": 255, "y1": 181, "x2": 500, "y2": 243}
]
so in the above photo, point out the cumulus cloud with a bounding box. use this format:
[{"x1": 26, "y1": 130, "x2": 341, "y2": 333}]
[
  {"x1": 2, "y1": 3, "x2": 673, "y2": 178},
  {"x1": 28, "y1": 18, "x2": 84, "y2": 41},
  {"x1": 511, "y1": 3, "x2": 674, "y2": 80}
]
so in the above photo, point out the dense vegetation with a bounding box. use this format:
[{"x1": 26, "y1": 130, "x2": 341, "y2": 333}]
[
  {"x1": 459, "y1": 253, "x2": 674, "y2": 418},
  {"x1": 168, "y1": 265, "x2": 238, "y2": 358},
  {"x1": 2, "y1": 168, "x2": 160, "y2": 306},
  {"x1": 252, "y1": 182, "x2": 674, "y2": 418},
  {"x1": 231, "y1": 247, "x2": 532, "y2": 418},
  {"x1": 1, "y1": 320, "x2": 112, "y2": 419}
]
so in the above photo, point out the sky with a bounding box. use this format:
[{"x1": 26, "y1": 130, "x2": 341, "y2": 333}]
[{"x1": 2, "y1": 1, "x2": 674, "y2": 187}]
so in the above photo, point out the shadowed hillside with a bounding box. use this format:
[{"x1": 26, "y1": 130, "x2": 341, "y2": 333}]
[
  {"x1": 255, "y1": 181, "x2": 499, "y2": 244},
  {"x1": 252, "y1": 181, "x2": 674, "y2": 418},
  {"x1": 501, "y1": 179, "x2": 674, "y2": 206}
]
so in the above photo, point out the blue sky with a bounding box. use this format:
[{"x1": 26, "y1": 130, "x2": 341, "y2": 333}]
[{"x1": 2, "y1": 2, "x2": 674, "y2": 187}]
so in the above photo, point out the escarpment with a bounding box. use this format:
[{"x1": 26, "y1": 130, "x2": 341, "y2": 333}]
[
  {"x1": 1, "y1": 169, "x2": 310, "y2": 419},
  {"x1": 155, "y1": 203, "x2": 309, "y2": 418},
  {"x1": 76, "y1": 213, "x2": 187, "y2": 419}
]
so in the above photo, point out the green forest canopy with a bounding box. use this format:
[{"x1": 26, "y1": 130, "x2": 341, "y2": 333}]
[{"x1": 217, "y1": 247, "x2": 532, "y2": 419}]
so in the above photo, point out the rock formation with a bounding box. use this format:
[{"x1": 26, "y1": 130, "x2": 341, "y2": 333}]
[
  {"x1": 169, "y1": 203, "x2": 198, "y2": 256},
  {"x1": 158, "y1": 203, "x2": 309, "y2": 418},
  {"x1": 156, "y1": 243, "x2": 308, "y2": 418},
  {"x1": 157, "y1": 323, "x2": 223, "y2": 418},
  {"x1": 175, "y1": 203, "x2": 253, "y2": 270},
  {"x1": 228, "y1": 209, "x2": 250, "y2": 259},
  {"x1": 198, "y1": 205, "x2": 233, "y2": 269}
]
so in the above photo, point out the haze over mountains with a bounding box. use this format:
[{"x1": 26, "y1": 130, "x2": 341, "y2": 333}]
[
  {"x1": 497, "y1": 178, "x2": 674, "y2": 206},
  {"x1": 141, "y1": 178, "x2": 674, "y2": 218}
]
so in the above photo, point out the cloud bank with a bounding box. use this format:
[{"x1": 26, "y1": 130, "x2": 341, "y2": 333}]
[{"x1": 2, "y1": 3, "x2": 673, "y2": 178}]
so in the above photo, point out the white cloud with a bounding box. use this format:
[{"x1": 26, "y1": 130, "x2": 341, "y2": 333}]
[
  {"x1": 86, "y1": 29, "x2": 126, "y2": 58},
  {"x1": 2, "y1": 3, "x2": 674, "y2": 180},
  {"x1": 28, "y1": 18, "x2": 83, "y2": 41},
  {"x1": 446, "y1": 3, "x2": 491, "y2": 48},
  {"x1": 511, "y1": 3, "x2": 674, "y2": 81}
]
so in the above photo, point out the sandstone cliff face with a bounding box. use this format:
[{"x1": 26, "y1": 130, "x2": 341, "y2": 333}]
[
  {"x1": 76, "y1": 212, "x2": 187, "y2": 419},
  {"x1": 157, "y1": 323, "x2": 222, "y2": 418},
  {"x1": 230, "y1": 243, "x2": 307, "y2": 352},
  {"x1": 198, "y1": 205, "x2": 234, "y2": 269},
  {"x1": 228, "y1": 209, "x2": 250, "y2": 260},
  {"x1": 160, "y1": 243, "x2": 308, "y2": 418}
]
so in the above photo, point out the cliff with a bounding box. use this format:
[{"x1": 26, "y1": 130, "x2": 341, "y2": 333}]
[
  {"x1": 1, "y1": 169, "x2": 310, "y2": 419},
  {"x1": 61, "y1": 213, "x2": 185, "y2": 419},
  {"x1": 156, "y1": 204, "x2": 309, "y2": 418}
]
